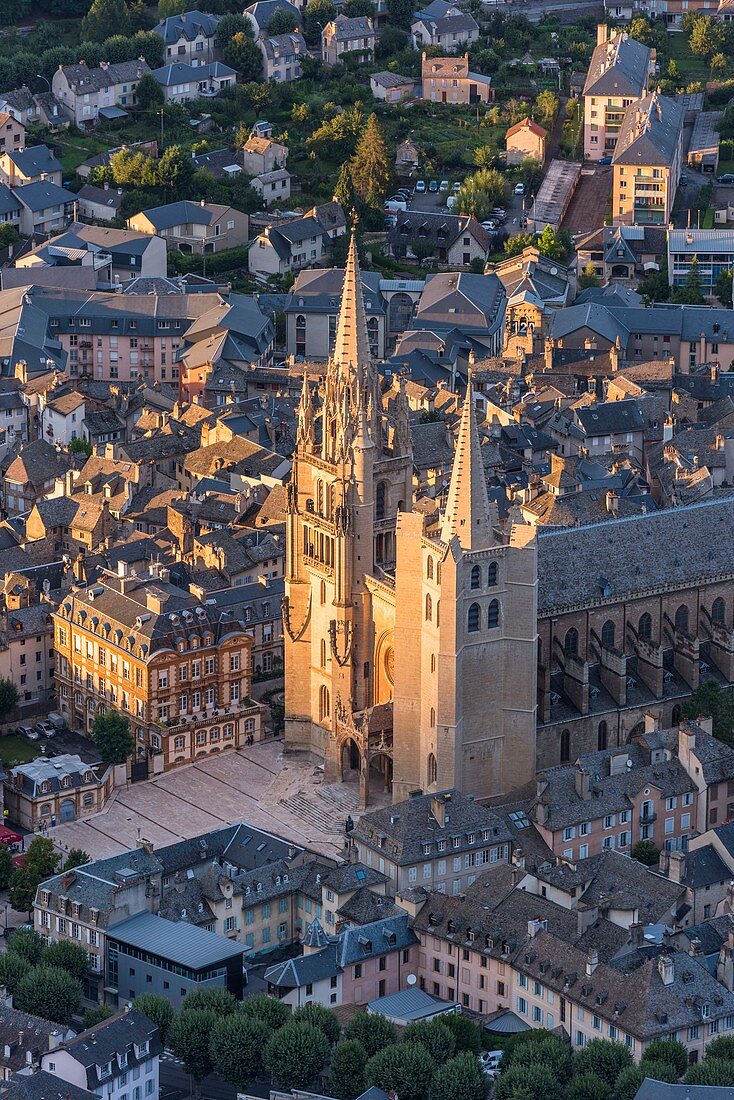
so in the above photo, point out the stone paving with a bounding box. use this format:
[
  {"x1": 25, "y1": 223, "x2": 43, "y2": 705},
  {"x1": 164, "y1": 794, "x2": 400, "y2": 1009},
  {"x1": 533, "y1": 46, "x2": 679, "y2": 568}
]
[{"x1": 45, "y1": 741, "x2": 366, "y2": 863}]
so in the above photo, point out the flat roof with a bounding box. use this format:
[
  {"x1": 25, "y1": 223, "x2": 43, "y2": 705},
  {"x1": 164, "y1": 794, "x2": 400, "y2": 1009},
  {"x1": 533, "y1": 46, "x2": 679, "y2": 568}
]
[
  {"x1": 108, "y1": 912, "x2": 246, "y2": 969},
  {"x1": 367, "y1": 987, "x2": 457, "y2": 1021},
  {"x1": 688, "y1": 110, "x2": 722, "y2": 157},
  {"x1": 531, "y1": 159, "x2": 582, "y2": 229}
]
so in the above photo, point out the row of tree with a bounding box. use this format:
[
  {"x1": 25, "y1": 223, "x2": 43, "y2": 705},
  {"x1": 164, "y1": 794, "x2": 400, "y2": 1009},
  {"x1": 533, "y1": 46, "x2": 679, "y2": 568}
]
[{"x1": 0, "y1": 923, "x2": 93, "y2": 1025}]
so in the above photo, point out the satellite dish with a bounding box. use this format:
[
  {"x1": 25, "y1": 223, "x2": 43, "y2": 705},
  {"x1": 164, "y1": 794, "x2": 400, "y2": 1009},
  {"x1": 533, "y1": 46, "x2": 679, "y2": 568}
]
[{"x1": 406, "y1": 973, "x2": 417, "y2": 986}]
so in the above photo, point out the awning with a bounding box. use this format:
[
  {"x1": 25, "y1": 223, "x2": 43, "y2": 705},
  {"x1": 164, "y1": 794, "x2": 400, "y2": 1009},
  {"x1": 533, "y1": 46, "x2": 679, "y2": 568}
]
[
  {"x1": 484, "y1": 1010, "x2": 532, "y2": 1035},
  {"x1": 98, "y1": 106, "x2": 128, "y2": 120}
]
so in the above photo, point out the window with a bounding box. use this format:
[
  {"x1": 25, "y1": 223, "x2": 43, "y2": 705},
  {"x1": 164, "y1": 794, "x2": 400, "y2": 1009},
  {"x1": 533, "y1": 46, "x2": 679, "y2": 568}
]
[
  {"x1": 467, "y1": 603, "x2": 481, "y2": 633},
  {"x1": 427, "y1": 556, "x2": 434, "y2": 580},
  {"x1": 470, "y1": 565, "x2": 481, "y2": 589},
  {"x1": 674, "y1": 604, "x2": 689, "y2": 633},
  {"x1": 597, "y1": 721, "x2": 608, "y2": 751},
  {"x1": 564, "y1": 628, "x2": 578, "y2": 658},
  {"x1": 601, "y1": 620, "x2": 615, "y2": 649},
  {"x1": 425, "y1": 594, "x2": 432, "y2": 621},
  {"x1": 488, "y1": 561, "x2": 497, "y2": 586},
  {"x1": 713, "y1": 597, "x2": 726, "y2": 624},
  {"x1": 560, "y1": 729, "x2": 570, "y2": 763},
  {"x1": 487, "y1": 600, "x2": 500, "y2": 629}
]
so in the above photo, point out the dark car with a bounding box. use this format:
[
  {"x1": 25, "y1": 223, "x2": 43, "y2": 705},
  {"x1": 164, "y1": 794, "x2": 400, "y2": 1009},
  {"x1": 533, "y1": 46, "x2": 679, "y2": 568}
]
[{"x1": 428, "y1": 180, "x2": 439, "y2": 192}]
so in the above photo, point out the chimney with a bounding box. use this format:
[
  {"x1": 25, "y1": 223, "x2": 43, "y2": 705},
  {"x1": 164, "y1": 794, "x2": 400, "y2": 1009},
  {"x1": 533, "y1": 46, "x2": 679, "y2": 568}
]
[
  {"x1": 597, "y1": 22, "x2": 609, "y2": 45},
  {"x1": 667, "y1": 851, "x2": 686, "y2": 884},
  {"x1": 586, "y1": 946, "x2": 599, "y2": 975},
  {"x1": 431, "y1": 792, "x2": 451, "y2": 828},
  {"x1": 575, "y1": 767, "x2": 591, "y2": 801},
  {"x1": 629, "y1": 922, "x2": 644, "y2": 947},
  {"x1": 716, "y1": 938, "x2": 734, "y2": 992},
  {"x1": 577, "y1": 904, "x2": 599, "y2": 935},
  {"x1": 644, "y1": 712, "x2": 657, "y2": 734},
  {"x1": 657, "y1": 953, "x2": 675, "y2": 986},
  {"x1": 605, "y1": 489, "x2": 619, "y2": 515},
  {"x1": 48, "y1": 1031, "x2": 61, "y2": 1052}
]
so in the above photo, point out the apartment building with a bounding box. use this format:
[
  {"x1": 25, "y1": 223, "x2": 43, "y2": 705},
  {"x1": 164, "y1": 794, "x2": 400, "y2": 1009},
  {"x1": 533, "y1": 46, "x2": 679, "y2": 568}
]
[
  {"x1": 321, "y1": 15, "x2": 376, "y2": 66},
  {"x1": 153, "y1": 8, "x2": 221, "y2": 64},
  {"x1": 668, "y1": 228, "x2": 734, "y2": 296},
  {"x1": 352, "y1": 789, "x2": 513, "y2": 897},
  {"x1": 40, "y1": 1010, "x2": 160, "y2": 1100},
  {"x1": 421, "y1": 53, "x2": 493, "y2": 105},
  {"x1": 612, "y1": 92, "x2": 684, "y2": 226},
  {"x1": 127, "y1": 200, "x2": 248, "y2": 255},
  {"x1": 52, "y1": 61, "x2": 150, "y2": 128},
  {"x1": 52, "y1": 562, "x2": 262, "y2": 775},
  {"x1": 582, "y1": 26, "x2": 651, "y2": 160}
]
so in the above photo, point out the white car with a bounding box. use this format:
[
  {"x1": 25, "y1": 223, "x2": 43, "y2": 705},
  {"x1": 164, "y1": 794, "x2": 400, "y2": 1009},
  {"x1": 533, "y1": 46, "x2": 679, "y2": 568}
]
[
  {"x1": 514, "y1": 182, "x2": 525, "y2": 196},
  {"x1": 479, "y1": 1050, "x2": 503, "y2": 1078},
  {"x1": 415, "y1": 180, "x2": 426, "y2": 193}
]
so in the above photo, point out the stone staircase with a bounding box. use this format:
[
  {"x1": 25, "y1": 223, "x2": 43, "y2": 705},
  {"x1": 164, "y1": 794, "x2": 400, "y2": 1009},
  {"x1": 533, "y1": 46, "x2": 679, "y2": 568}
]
[{"x1": 278, "y1": 781, "x2": 362, "y2": 836}]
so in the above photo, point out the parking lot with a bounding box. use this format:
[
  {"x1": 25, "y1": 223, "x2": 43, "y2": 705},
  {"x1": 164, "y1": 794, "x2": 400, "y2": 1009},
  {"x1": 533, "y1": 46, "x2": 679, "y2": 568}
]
[{"x1": 390, "y1": 179, "x2": 529, "y2": 234}]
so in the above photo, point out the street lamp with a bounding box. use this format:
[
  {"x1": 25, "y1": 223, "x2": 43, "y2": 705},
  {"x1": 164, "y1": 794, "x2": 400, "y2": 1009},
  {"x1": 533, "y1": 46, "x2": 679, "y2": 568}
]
[{"x1": 36, "y1": 74, "x2": 51, "y2": 93}]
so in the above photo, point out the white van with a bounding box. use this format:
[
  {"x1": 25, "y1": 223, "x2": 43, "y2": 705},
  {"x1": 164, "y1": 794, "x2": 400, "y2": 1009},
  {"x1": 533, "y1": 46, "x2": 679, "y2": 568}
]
[{"x1": 384, "y1": 199, "x2": 407, "y2": 212}]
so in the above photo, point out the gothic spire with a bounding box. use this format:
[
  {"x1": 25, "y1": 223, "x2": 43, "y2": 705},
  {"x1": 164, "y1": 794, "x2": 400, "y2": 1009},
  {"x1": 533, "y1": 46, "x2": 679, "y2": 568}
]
[
  {"x1": 332, "y1": 221, "x2": 371, "y2": 380},
  {"x1": 441, "y1": 383, "x2": 493, "y2": 551},
  {"x1": 296, "y1": 370, "x2": 314, "y2": 451}
]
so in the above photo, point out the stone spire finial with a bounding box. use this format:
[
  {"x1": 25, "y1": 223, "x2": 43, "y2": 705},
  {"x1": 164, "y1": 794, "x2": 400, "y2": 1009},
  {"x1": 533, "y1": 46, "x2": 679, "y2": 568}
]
[
  {"x1": 332, "y1": 222, "x2": 371, "y2": 380},
  {"x1": 441, "y1": 383, "x2": 492, "y2": 551},
  {"x1": 296, "y1": 369, "x2": 314, "y2": 450}
]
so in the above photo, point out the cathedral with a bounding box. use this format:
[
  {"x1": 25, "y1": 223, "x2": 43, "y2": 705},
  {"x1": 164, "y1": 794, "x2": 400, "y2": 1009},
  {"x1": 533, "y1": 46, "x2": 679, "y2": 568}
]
[{"x1": 284, "y1": 229, "x2": 539, "y2": 806}]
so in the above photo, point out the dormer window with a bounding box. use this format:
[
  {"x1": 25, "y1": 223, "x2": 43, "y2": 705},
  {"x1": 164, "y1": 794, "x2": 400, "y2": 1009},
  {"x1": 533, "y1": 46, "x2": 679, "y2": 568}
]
[
  {"x1": 119, "y1": 1052, "x2": 128, "y2": 1069},
  {"x1": 99, "y1": 1062, "x2": 112, "y2": 1079}
]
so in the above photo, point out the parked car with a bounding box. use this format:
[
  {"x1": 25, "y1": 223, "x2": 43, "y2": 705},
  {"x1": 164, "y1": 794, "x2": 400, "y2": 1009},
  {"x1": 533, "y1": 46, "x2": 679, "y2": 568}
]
[
  {"x1": 415, "y1": 179, "x2": 426, "y2": 192},
  {"x1": 384, "y1": 199, "x2": 407, "y2": 212},
  {"x1": 598, "y1": 155, "x2": 612, "y2": 165},
  {"x1": 18, "y1": 724, "x2": 37, "y2": 741},
  {"x1": 34, "y1": 721, "x2": 55, "y2": 739},
  {"x1": 428, "y1": 180, "x2": 439, "y2": 192},
  {"x1": 47, "y1": 712, "x2": 66, "y2": 732},
  {"x1": 514, "y1": 182, "x2": 525, "y2": 195},
  {"x1": 718, "y1": 173, "x2": 734, "y2": 184},
  {"x1": 439, "y1": 180, "x2": 449, "y2": 192},
  {"x1": 679, "y1": 176, "x2": 688, "y2": 187},
  {"x1": 452, "y1": 181, "x2": 462, "y2": 193},
  {"x1": 491, "y1": 208, "x2": 506, "y2": 217},
  {"x1": 479, "y1": 1051, "x2": 503, "y2": 1078}
]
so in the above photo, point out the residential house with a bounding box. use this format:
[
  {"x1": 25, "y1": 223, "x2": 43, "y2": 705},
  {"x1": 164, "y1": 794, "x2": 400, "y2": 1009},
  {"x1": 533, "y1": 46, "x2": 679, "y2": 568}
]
[
  {"x1": 258, "y1": 31, "x2": 307, "y2": 82},
  {"x1": 284, "y1": 266, "x2": 387, "y2": 361},
  {"x1": 265, "y1": 913, "x2": 418, "y2": 1008},
  {"x1": 39, "y1": 390, "x2": 87, "y2": 446},
  {"x1": 0, "y1": 87, "x2": 66, "y2": 129},
  {"x1": 612, "y1": 92, "x2": 684, "y2": 226},
  {"x1": 0, "y1": 145, "x2": 61, "y2": 189},
  {"x1": 127, "y1": 200, "x2": 248, "y2": 255},
  {"x1": 576, "y1": 225, "x2": 667, "y2": 284},
  {"x1": 151, "y1": 61, "x2": 236, "y2": 104},
  {"x1": 40, "y1": 1010, "x2": 160, "y2": 1099},
  {"x1": 396, "y1": 137, "x2": 420, "y2": 174},
  {"x1": 248, "y1": 216, "x2": 326, "y2": 278},
  {"x1": 4, "y1": 755, "x2": 113, "y2": 831},
  {"x1": 14, "y1": 224, "x2": 168, "y2": 289},
  {"x1": 352, "y1": 789, "x2": 513, "y2": 897},
  {"x1": 409, "y1": 270, "x2": 507, "y2": 355},
  {"x1": 505, "y1": 118, "x2": 548, "y2": 167},
  {"x1": 2, "y1": 438, "x2": 73, "y2": 515},
  {"x1": 411, "y1": 10, "x2": 479, "y2": 50},
  {"x1": 0, "y1": 1007, "x2": 74, "y2": 1083},
  {"x1": 14, "y1": 182, "x2": 76, "y2": 237},
  {"x1": 388, "y1": 211, "x2": 492, "y2": 267},
  {"x1": 582, "y1": 25, "x2": 652, "y2": 160},
  {"x1": 241, "y1": 133, "x2": 288, "y2": 176},
  {"x1": 370, "y1": 71, "x2": 414, "y2": 103},
  {"x1": 76, "y1": 183, "x2": 125, "y2": 224},
  {"x1": 244, "y1": 0, "x2": 302, "y2": 36},
  {"x1": 421, "y1": 53, "x2": 493, "y2": 105},
  {"x1": 0, "y1": 1072, "x2": 95, "y2": 1100},
  {"x1": 52, "y1": 60, "x2": 151, "y2": 128},
  {"x1": 321, "y1": 15, "x2": 376, "y2": 66},
  {"x1": 250, "y1": 168, "x2": 292, "y2": 207},
  {"x1": 0, "y1": 113, "x2": 24, "y2": 156},
  {"x1": 153, "y1": 8, "x2": 221, "y2": 64}
]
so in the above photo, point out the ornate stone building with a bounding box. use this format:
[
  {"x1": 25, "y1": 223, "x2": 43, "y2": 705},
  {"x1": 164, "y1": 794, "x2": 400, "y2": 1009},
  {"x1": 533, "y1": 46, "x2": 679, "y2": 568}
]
[{"x1": 284, "y1": 230, "x2": 539, "y2": 804}]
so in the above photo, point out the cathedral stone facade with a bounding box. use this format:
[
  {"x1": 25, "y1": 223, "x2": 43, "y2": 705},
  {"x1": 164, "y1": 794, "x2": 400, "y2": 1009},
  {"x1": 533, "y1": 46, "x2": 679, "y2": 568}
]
[{"x1": 284, "y1": 230, "x2": 539, "y2": 805}]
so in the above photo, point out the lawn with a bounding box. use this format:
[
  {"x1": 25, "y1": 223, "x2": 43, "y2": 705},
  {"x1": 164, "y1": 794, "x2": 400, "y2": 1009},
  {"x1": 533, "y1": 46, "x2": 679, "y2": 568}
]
[
  {"x1": 0, "y1": 734, "x2": 37, "y2": 768},
  {"x1": 664, "y1": 32, "x2": 724, "y2": 82}
]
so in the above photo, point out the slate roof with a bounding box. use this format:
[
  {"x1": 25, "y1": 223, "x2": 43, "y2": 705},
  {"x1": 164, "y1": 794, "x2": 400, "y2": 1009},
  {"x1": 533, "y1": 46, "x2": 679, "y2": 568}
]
[
  {"x1": 5, "y1": 439, "x2": 70, "y2": 489},
  {"x1": 575, "y1": 399, "x2": 645, "y2": 436},
  {"x1": 245, "y1": 0, "x2": 302, "y2": 29},
  {"x1": 15, "y1": 181, "x2": 75, "y2": 212},
  {"x1": 153, "y1": 9, "x2": 220, "y2": 44},
  {"x1": 634, "y1": 1083, "x2": 734, "y2": 1100},
  {"x1": 59, "y1": 60, "x2": 151, "y2": 95},
  {"x1": 583, "y1": 31, "x2": 650, "y2": 98},
  {"x1": 414, "y1": 12, "x2": 479, "y2": 34},
  {"x1": 329, "y1": 13, "x2": 374, "y2": 39},
  {"x1": 537, "y1": 497, "x2": 734, "y2": 614},
  {"x1": 152, "y1": 61, "x2": 236, "y2": 87},
  {"x1": 56, "y1": 1009, "x2": 161, "y2": 1091},
  {"x1": 0, "y1": 1073, "x2": 95, "y2": 1100},
  {"x1": 613, "y1": 93, "x2": 684, "y2": 168},
  {"x1": 10, "y1": 754, "x2": 106, "y2": 797},
  {"x1": 0, "y1": 1008, "x2": 73, "y2": 1075},
  {"x1": 6, "y1": 145, "x2": 62, "y2": 178},
  {"x1": 136, "y1": 200, "x2": 222, "y2": 230}
]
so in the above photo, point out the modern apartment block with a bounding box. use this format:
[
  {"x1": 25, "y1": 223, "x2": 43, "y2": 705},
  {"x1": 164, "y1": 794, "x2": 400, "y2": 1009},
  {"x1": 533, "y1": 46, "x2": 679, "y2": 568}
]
[
  {"x1": 582, "y1": 26, "x2": 651, "y2": 160},
  {"x1": 612, "y1": 92, "x2": 684, "y2": 226}
]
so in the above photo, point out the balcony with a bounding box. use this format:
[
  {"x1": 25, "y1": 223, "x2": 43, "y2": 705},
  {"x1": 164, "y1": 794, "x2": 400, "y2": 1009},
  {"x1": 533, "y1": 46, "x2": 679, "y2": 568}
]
[{"x1": 639, "y1": 809, "x2": 657, "y2": 825}]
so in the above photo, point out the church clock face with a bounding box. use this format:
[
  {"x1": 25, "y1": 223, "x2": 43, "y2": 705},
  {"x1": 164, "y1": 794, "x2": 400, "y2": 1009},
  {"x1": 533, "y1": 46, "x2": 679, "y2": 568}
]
[{"x1": 385, "y1": 646, "x2": 394, "y2": 685}]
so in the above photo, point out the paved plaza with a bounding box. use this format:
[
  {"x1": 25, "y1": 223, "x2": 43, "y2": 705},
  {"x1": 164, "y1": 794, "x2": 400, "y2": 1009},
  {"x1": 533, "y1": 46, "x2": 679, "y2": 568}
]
[{"x1": 45, "y1": 740, "x2": 367, "y2": 863}]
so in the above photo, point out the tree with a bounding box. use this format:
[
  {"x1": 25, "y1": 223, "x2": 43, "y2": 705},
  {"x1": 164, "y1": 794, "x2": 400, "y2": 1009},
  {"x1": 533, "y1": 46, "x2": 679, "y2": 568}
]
[
  {"x1": 473, "y1": 145, "x2": 496, "y2": 170},
  {"x1": 567, "y1": 1073, "x2": 612, "y2": 1100},
  {"x1": 682, "y1": 681, "x2": 734, "y2": 744},
  {"x1": 92, "y1": 710, "x2": 134, "y2": 765},
  {"x1": 0, "y1": 678, "x2": 19, "y2": 717},
  {"x1": 457, "y1": 168, "x2": 507, "y2": 220},
  {"x1": 170, "y1": 1009, "x2": 219, "y2": 1088},
  {"x1": 0, "y1": 845, "x2": 12, "y2": 889},
  {"x1": 429, "y1": 1051, "x2": 489, "y2": 1100},
  {"x1": 209, "y1": 1014, "x2": 271, "y2": 1088},
  {"x1": 62, "y1": 848, "x2": 90, "y2": 872},
  {"x1": 333, "y1": 161, "x2": 355, "y2": 211},
  {"x1": 9, "y1": 868, "x2": 40, "y2": 916},
  {"x1": 44, "y1": 941, "x2": 90, "y2": 982},
  {"x1": 7, "y1": 926, "x2": 46, "y2": 965},
  {"x1": 264, "y1": 1022, "x2": 330, "y2": 1091},
  {"x1": 535, "y1": 90, "x2": 559, "y2": 124},
  {"x1": 345, "y1": 1012, "x2": 397, "y2": 1057},
  {"x1": 14, "y1": 966, "x2": 82, "y2": 1025},
  {"x1": 638, "y1": 1059, "x2": 680, "y2": 1083},
  {"x1": 343, "y1": 0, "x2": 375, "y2": 13},
  {"x1": 158, "y1": 145, "x2": 195, "y2": 200},
  {"x1": 402, "y1": 1020, "x2": 456, "y2": 1066},
  {"x1": 293, "y1": 1002, "x2": 341, "y2": 1044},
  {"x1": 69, "y1": 438, "x2": 93, "y2": 456},
  {"x1": 715, "y1": 268, "x2": 733, "y2": 307},
  {"x1": 0, "y1": 223, "x2": 17, "y2": 248},
  {"x1": 222, "y1": 31, "x2": 263, "y2": 79},
  {"x1": 133, "y1": 994, "x2": 175, "y2": 1045},
  {"x1": 442, "y1": 1013, "x2": 481, "y2": 1054},
  {"x1": 519, "y1": 156, "x2": 543, "y2": 195},
  {"x1": 672, "y1": 257, "x2": 705, "y2": 304},
  {"x1": 0, "y1": 951, "x2": 31, "y2": 993},
  {"x1": 689, "y1": 16, "x2": 724, "y2": 61},
  {"x1": 81, "y1": 0, "x2": 131, "y2": 41},
  {"x1": 579, "y1": 261, "x2": 600, "y2": 290},
  {"x1": 181, "y1": 987, "x2": 237, "y2": 1015},
  {"x1": 512, "y1": 1036, "x2": 574, "y2": 1084},
  {"x1": 703, "y1": 1035, "x2": 734, "y2": 1061},
  {"x1": 495, "y1": 1063, "x2": 563, "y2": 1100},
  {"x1": 387, "y1": 0, "x2": 415, "y2": 28},
  {"x1": 83, "y1": 1004, "x2": 114, "y2": 1029},
  {"x1": 329, "y1": 1039, "x2": 368, "y2": 1100},
  {"x1": 642, "y1": 1039, "x2": 688, "y2": 1077},
  {"x1": 136, "y1": 72, "x2": 164, "y2": 111},
  {"x1": 267, "y1": 7, "x2": 301, "y2": 32},
  {"x1": 631, "y1": 839, "x2": 659, "y2": 865},
  {"x1": 351, "y1": 114, "x2": 391, "y2": 210},
  {"x1": 711, "y1": 51, "x2": 727, "y2": 76},
  {"x1": 240, "y1": 991, "x2": 291, "y2": 1031},
  {"x1": 366, "y1": 1041, "x2": 436, "y2": 1100},
  {"x1": 629, "y1": 16, "x2": 657, "y2": 44},
  {"x1": 614, "y1": 1065, "x2": 645, "y2": 1100},
  {"x1": 685, "y1": 1058, "x2": 734, "y2": 1086},
  {"x1": 304, "y1": 0, "x2": 336, "y2": 44},
  {"x1": 575, "y1": 1040, "x2": 633, "y2": 1087}
]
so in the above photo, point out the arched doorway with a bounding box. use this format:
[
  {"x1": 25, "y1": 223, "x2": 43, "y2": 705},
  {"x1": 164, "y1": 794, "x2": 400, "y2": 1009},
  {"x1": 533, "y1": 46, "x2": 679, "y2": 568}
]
[
  {"x1": 369, "y1": 752, "x2": 393, "y2": 797},
  {"x1": 341, "y1": 738, "x2": 361, "y2": 779},
  {"x1": 60, "y1": 799, "x2": 76, "y2": 823}
]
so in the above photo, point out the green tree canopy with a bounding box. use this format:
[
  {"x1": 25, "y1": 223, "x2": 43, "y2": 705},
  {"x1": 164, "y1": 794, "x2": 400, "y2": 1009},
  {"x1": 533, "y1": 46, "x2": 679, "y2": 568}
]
[
  {"x1": 81, "y1": 0, "x2": 131, "y2": 41},
  {"x1": 345, "y1": 1012, "x2": 397, "y2": 1057},
  {"x1": 14, "y1": 966, "x2": 82, "y2": 1025},
  {"x1": 329, "y1": 1039, "x2": 368, "y2": 1100},
  {"x1": 83, "y1": 1004, "x2": 115, "y2": 1029},
  {"x1": 535, "y1": 90, "x2": 559, "y2": 124},
  {"x1": 681, "y1": 681, "x2": 734, "y2": 744},
  {"x1": 170, "y1": 1009, "x2": 219, "y2": 1083},
  {"x1": 158, "y1": 145, "x2": 195, "y2": 199},
  {"x1": 672, "y1": 257, "x2": 706, "y2": 304},
  {"x1": 351, "y1": 113, "x2": 391, "y2": 210},
  {"x1": 689, "y1": 15, "x2": 724, "y2": 61},
  {"x1": 442, "y1": 1013, "x2": 481, "y2": 1054},
  {"x1": 0, "y1": 678, "x2": 19, "y2": 716},
  {"x1": 135, "y1": 72, "x2": 164, "y2": 110},
  {"x1": 181, "y1": 987, "x2": 238, "y2": 1015},
  {"x1": 631, "y1": 839, "x2": 659, "y2": 865},
  {"x1": 429, "y1": 1050, "x2": 489, "y2": 1100},
  {"x1": 366, "y1": 1041, "x2": 436, "y2": 1100},
  {"x1": 643, "y1": 1039, "x2": 689, "y2": 1077},
  {"x1": 133, "y1": 994, "x2": 176, "y2": 1045},
  {"x1": 0, "y1": 845, "x2": 12, "y2": 890},
  {"x1": 92, "y1": 710, "x2": 134, "y2": 765},
  {"x1": 566, "y1": 1073, "x2": 612, "y2": 1100},
  {"x1": 386, "y1": 0, "x2": 414, "y2": 28},
  {"x1": 685, "y1": 1058, "x2": 734, "y2": 1086},
  {"x1": 0, "y1": 950, "x2": 31, "y2": 993},
  {"x1": 292, "y1": 1002, "x2": 341, "y2": 1044},
  {"x1": 64, "y1": 848, "x2": 91, "y2": 871},
  {"x1": 613, "y1": 1065, "x2": 645, "y2": 1100},
  {"x1": 264, "y1": 1022, "x2": 331, "y2": 1091},
  {"x1": 304, "y1": 0, "x2": 336, "y2": 44},
  {"x1": 402, "y1": 1019, "x2": 456, "y2": 1065},
  {"x1": 704, "y1": 1035, "x2": 734, "y2": 1061},
  {"x1": 575, "y1": 1040, "x2": 633, "y2": 1087},
  {"x1": 494, "y1": 1063, "x2": 563, "y2": 1100},
  {"x1": 638, "y1": 1059, "x2": 680, "y2": 1084},
  {"x1": 240, "y1": 991, "x2": 292, "y2": 1030},
  {"x1": 579, "y1": 260, "x2": 600, "y2": 290},
  {"x1": 208, "y1": 1014, "x2": 271, "y2": 1088},
  {"x1": 44, "y1": 941, "x2": 90, "y2": 982},
  {"x1": 457, "y1": 168, "x2": 508, "y2": 220},
  {"x1": 222, "y1": 31, "x2": 263, "y2": 79},
  {"x1": 715, "y1": 268, "x2": 733, "y2": 307},
  {"x1": 511, "y1": 1035, "x2": 575, "y2": 1083},
  {"x1": 7, "y1": 926, "x2": 46, "y2": 965},
  {"x1": 267, "y1": 7, "x2": 301, "y2": 32}
]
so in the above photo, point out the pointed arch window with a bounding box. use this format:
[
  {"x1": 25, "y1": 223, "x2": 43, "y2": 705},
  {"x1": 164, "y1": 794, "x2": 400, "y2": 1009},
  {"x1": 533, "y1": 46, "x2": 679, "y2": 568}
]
[
  {"x1": 470, "y1": 565, "x2": 481, "y2": 590},
  {"x1": 601, "y1": 620, "x2": 615, "y2": 650},
  {"x1": 487, "y1": 561, "x2": 497, "y2": 586},
  {"x1": 319, "y1": 685, "x2": 330, "y2": 721},
  {"x1": 564, "y1": 628, "x2": 579, "y2": 658},
  {"x1": 320, "y1": 580, "x2": 326, "y2": 605},
  {"x1": 376, "y1": 481, "x2": 387, "y2": 521},
  {"x1": 467, "y1": 603, "x2": 481, "y2": 633},
  {"x1": 712, "y1": 597, "x2": 726, "y2": 624},
  {"x1": 560, "y1": 729, "x2": 570, "y2": 763},
  {"x1": 638, "y1": 612, "x2": 652, "y2": 641},
  {"x1": 487, "y1": 599, "x2": 500, "y2": 629},
  {"x1": 425, "y1": 594, "x2": 432, "y2": 622},
  {"x1": 427, "y1": 556, "x2": 434, "y2": 580},
  {"x1": 428, "y1": 753, "x2": 437, "y2": 786},
  {"x1": 320, "y1": 639, "x2": 326, "y2": 667},
  {"x1": 430, "y1": 707, "x2": 435, "y2": 727},
  {"x1": 675, "y1": 604, "x2": 689, "y2": 634}
]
